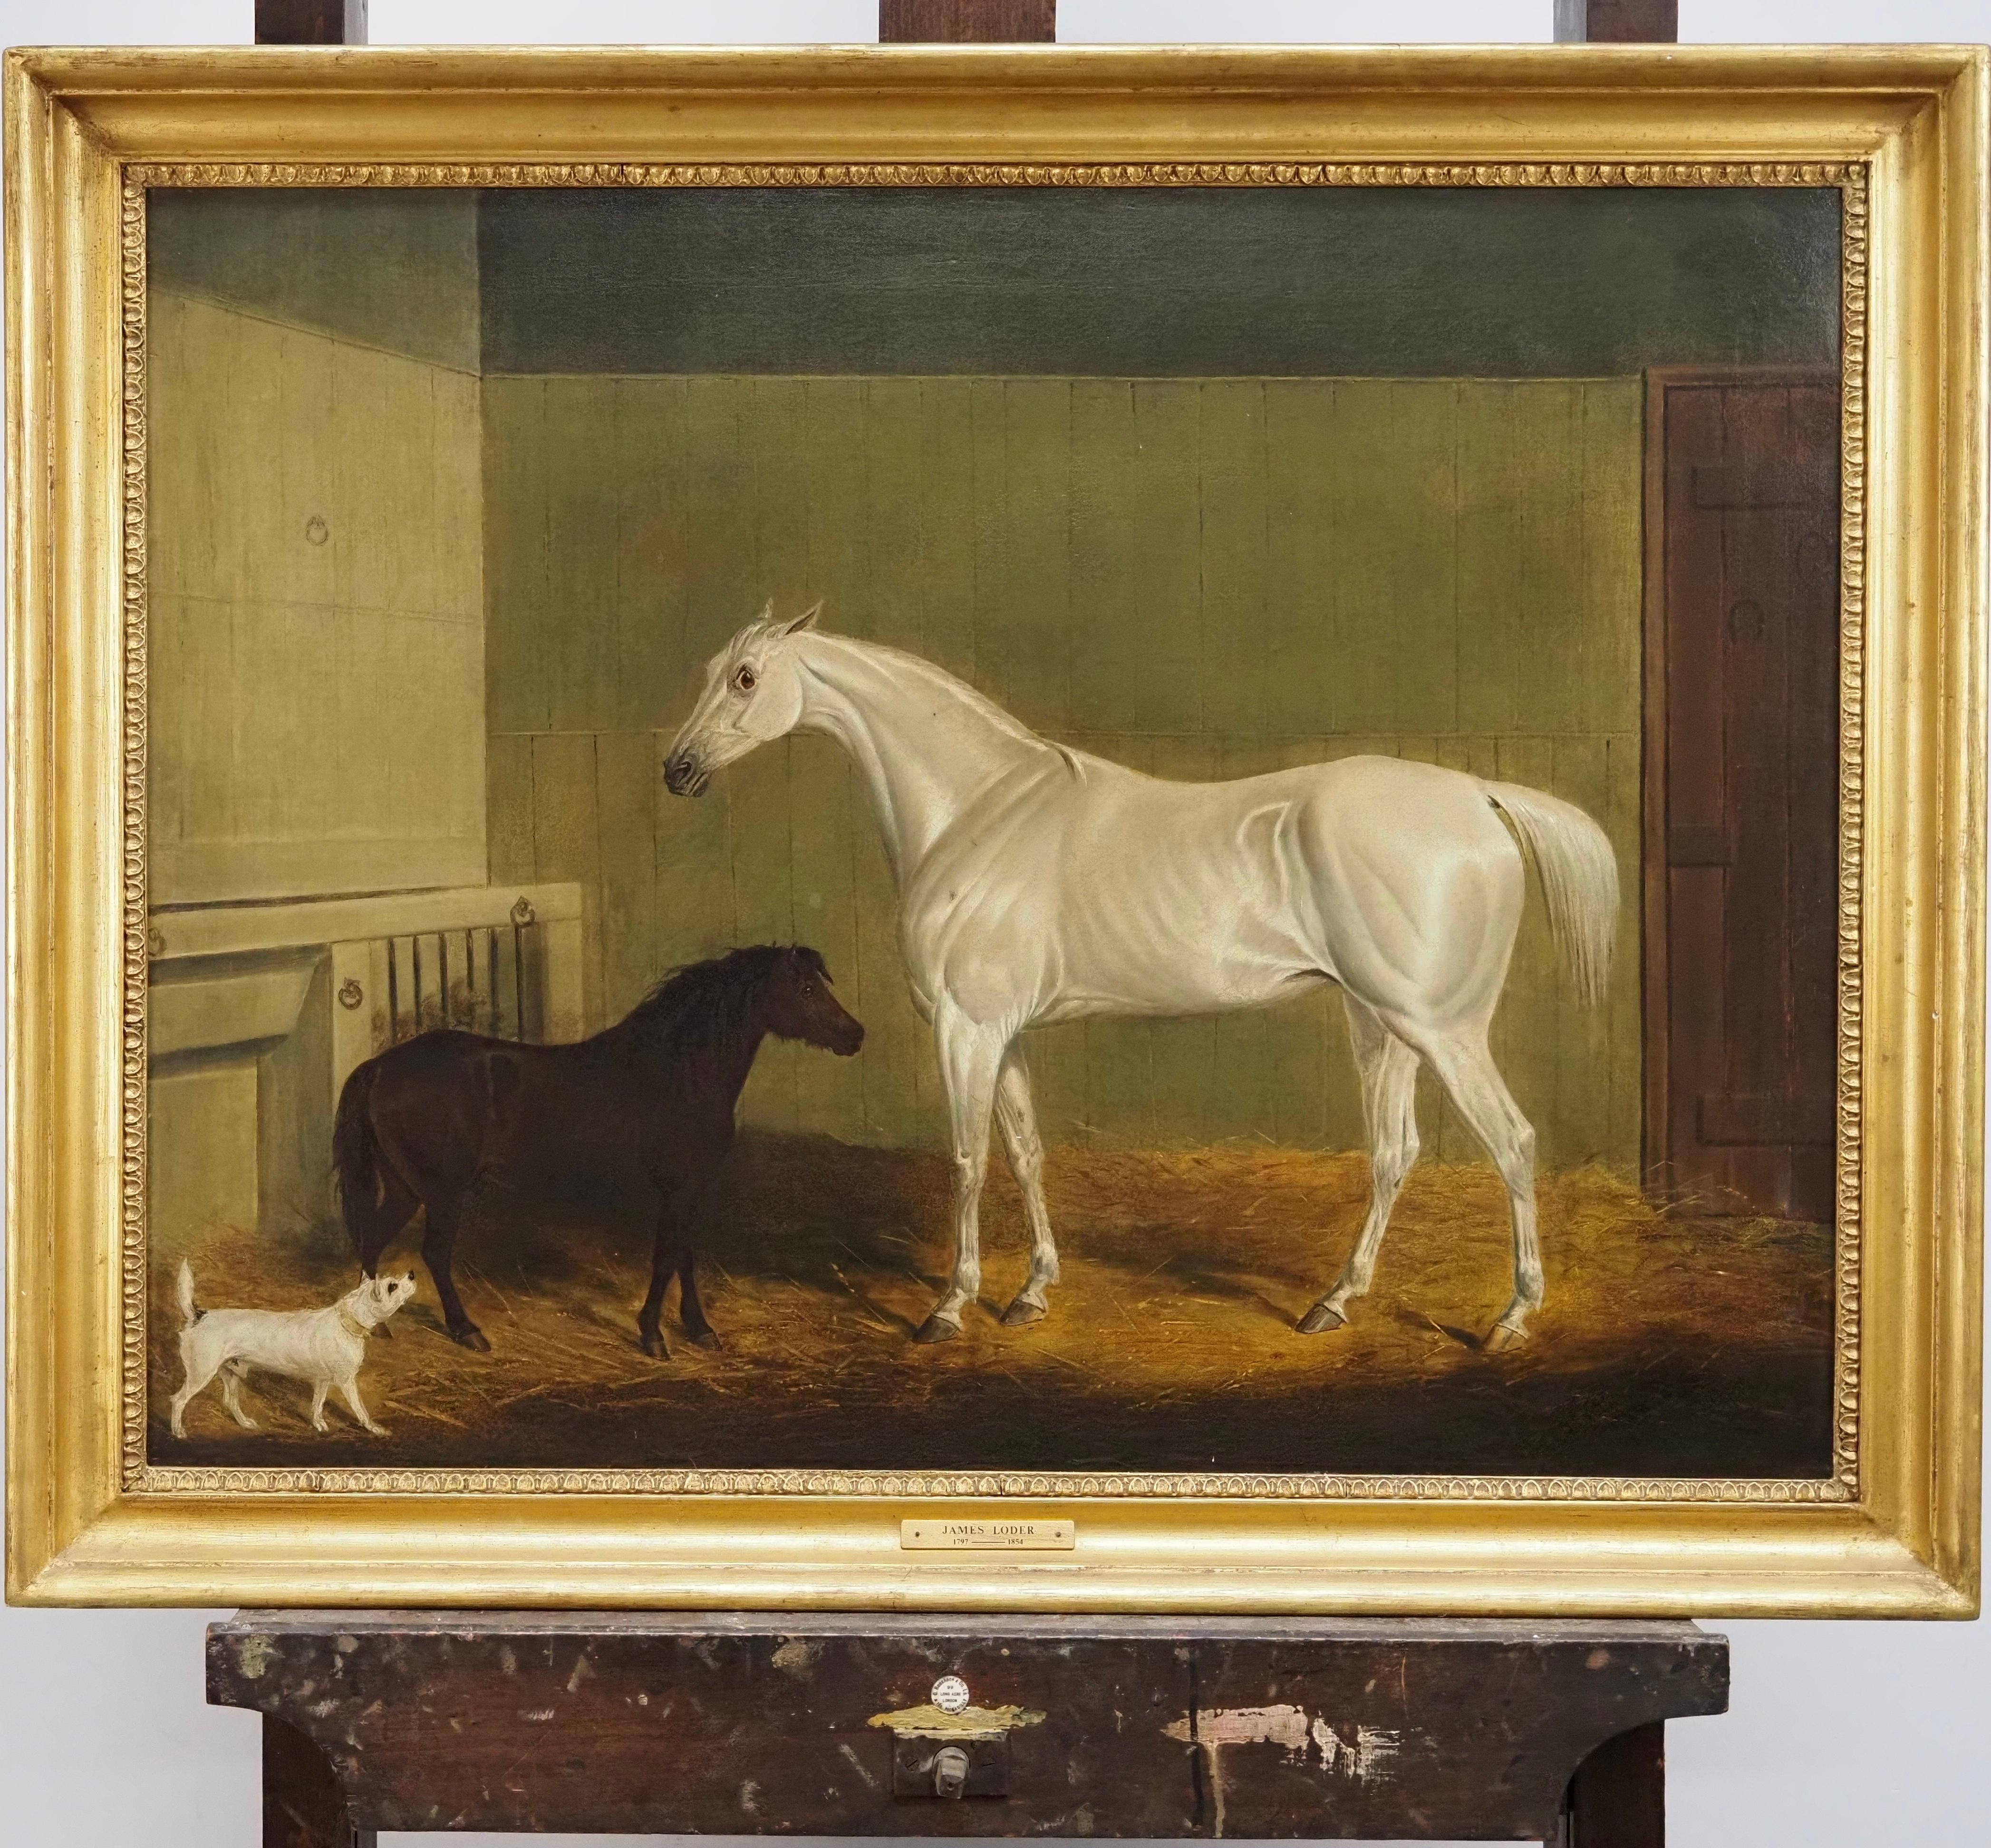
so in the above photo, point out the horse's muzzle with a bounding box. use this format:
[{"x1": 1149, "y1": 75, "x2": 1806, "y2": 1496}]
[{"x1": 662, "y1": 752, "x2": 709, "y2": 798}]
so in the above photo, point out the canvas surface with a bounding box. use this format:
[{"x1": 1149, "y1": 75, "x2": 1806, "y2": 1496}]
[{"x1": 141, "y1": 181, "x2": 1846, "y2": 1482}]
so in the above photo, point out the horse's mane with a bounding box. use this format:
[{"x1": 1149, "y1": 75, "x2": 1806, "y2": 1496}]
[
  {"x1": 807, "y1": 633, "x2": 1059, "y2": 758},
  {"x1": 612, "y1": 944, "x2": 822, "y2": 1060}
]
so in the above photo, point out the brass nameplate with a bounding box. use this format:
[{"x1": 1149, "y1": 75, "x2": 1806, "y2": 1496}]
[{"x1": 901, "y1": 1518, "x2": 1075, "y2": 1551}]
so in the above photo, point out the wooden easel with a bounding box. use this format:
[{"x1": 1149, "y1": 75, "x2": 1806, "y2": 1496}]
[
  {"x1": 227, "y1": 6, "x2": 1715, "y2": 1844},
  {"x1": 218, "y1": 1612, "x2": 1724, "y2": 1847},
  {"x1": 250, "y1": 0, "x2": 1681, "y2": 46}
]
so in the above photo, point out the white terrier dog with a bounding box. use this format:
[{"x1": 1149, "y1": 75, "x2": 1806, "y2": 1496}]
[{"x1": 169, "y1": 1259, "x2": 416, "y2": 1439}]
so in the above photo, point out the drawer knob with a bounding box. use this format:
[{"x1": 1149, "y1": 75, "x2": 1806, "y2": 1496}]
[{"x1": 931, "y1": 1745, "x2": 970, "y2": 1799}]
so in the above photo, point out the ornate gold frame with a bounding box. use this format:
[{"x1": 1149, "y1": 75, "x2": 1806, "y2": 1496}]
[{"x1": 7, "y1": 45, "x2": 1984, "y2": 1611}]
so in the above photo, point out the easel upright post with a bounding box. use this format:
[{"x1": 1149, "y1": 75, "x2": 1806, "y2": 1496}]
[
  {"x1": 880, "y1": 1, "x2": 1056, "y2": 42},
  {"x1": 254, "y1": 0, "x2": 366, "y2": 42},
  {"x1": 1554, "y1": 0, "x2": 1680, "y2": 39}
]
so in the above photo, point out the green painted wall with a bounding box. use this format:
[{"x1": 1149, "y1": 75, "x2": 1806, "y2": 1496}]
[
  {"x1": 484, "y1": 375, "x2": 1643, "y2": 1169},
  {"x1": 145, "y1": 234, "x2": 485, "y2": 1266},
  {"x1": 147, "y1": 289, "x2": 485, "y2": 904},
  {"x1": 151, "y1": 189, "x2": 480, "y2": 370}
]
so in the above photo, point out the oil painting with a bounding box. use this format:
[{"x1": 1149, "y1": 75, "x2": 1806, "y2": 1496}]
[{"x1": 142, "y1": 175, "x2": 1847, "y2": 1483}]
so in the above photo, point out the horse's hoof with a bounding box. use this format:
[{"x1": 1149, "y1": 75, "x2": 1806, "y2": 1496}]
[
  {"x1": 640, "y1": 1332, "x2": 669, "y2": 1359},
  {"x1": 692, "y1": 1330, "x2": 723, "y2": 1352},
  {"x1": 913, "y1": 1315, "x2": 961, "y2": 1344},
  {"x1": 1000, "y1": 1298, "x2": 1047, "y2": 1327},
  {"x1": 1483, "y1": 1322, "x2": 1527, "y2": 1354},
  {"x1": 1297, "y1": 1301, "x2": 1348, "y2": 1335},
  {"x1": 451, "y1": 1326, "x2": 492, "y2": 1353}
]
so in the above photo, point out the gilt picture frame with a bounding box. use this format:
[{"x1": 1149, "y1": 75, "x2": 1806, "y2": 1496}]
[{"x1": 5, "y1": 43, "x2": 1985, "y2": 1611}]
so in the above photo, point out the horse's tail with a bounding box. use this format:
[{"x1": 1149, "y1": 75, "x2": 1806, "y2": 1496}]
[
  {"x1": 333, "y1": 1060, "x2": 391, "y2": 1271},
  {"x1": 1479, "y1": 779, "x2": 1618, "y2": 1010},
  {"x1": 176, "y1": 1257, "x2": 201, "y2": 1330}
]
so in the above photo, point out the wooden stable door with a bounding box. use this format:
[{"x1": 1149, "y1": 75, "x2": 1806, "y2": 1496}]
[{"x1": 1644, "y1": 372, "x2": 1839, "y2": 1221}]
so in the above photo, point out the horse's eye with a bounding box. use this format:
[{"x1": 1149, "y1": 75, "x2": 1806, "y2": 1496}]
[{"x1": 734, "y1": 665, "x2": 757, "y2": 693}]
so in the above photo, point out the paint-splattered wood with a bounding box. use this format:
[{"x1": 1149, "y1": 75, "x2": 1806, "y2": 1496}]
[
  {"x1": 262, "y1": 1711, "x2": 375, "y2": 1848},
  {"x1": 210, "y1": 1612, "x2": 1725, "y2": 1844}
]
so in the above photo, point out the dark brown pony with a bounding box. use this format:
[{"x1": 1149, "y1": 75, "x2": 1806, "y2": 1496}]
[{"x1": 333, "y1": 944, "x2": 863, "y2": 1357}]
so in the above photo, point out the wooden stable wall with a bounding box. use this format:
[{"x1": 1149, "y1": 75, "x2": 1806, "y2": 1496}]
[
  {"x1": 146, "y1": 193, "x2": 485, "y2": 904},
  {"x1": 484, "y1": 375, "x2": 1643, "y2": 1168},
  {"x1": 144, "y1": 192, "x2": 487, "y2": 1256}
]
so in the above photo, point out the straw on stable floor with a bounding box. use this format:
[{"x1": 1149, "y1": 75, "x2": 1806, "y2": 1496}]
[{"x1": 149, "y1": 1134, "x2": 1834, "y2": 1473}]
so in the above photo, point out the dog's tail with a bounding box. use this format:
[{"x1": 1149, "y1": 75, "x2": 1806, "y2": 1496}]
[
  {"x1": 176, "y1": 1257, "x2": 202, "y2": 1329},
  {"x1": 333, "y1": 1059, "x2": 394, "y2": 1273}
]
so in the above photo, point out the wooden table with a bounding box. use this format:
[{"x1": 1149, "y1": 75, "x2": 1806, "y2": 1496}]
[{"x1": 209, "y1": 1612, "x2": 1727, "y2": 1845}]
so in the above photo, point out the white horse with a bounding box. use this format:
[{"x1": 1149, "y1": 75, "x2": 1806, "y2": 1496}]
[{"x1": 664, "y1": 606, "x2": 1617, "y2": 1352}]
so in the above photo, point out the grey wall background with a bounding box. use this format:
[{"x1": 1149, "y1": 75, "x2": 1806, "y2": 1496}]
[
  {"x1": 1, "y1": 3, "x2": 1985, "y2": 1847},
  {"x1": 485, "y1": 372, "x2": 1649, "y2": 1167},
  {"x1": 476, "y1": 185, "x2": 1840, "y2": 377}
]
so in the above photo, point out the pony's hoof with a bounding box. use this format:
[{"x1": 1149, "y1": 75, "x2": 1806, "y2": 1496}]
[
  {"x1": 640, "y1": 1332, "x2": 669, "y2": 1359},
  {"x1": 1297, "y1": 1301, "x2": 1348, "y2": 1334},
  {"x1": 1000, "y1": 1297, "x2": 1047, "y2": 1327},
  {"x1": 913, "y1": 1315, "x2": 961, "y2": 1344},
  {"x1": 692, "y1": 1330, "x2": 723, "y2": 1352},
  {"x1": 450, "y1": 1326, "x2": 492, "y2": 1353},
  {"x1": 1483, "y1": 1322, "x2": 1527, "y2": 1353}
]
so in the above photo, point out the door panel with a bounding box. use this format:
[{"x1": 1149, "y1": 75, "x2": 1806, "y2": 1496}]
[{"x1": 1647, "y1": 374, "x2": 1839, "y2": 1220}]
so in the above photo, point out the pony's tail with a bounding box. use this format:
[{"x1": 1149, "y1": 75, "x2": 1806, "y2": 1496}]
[
  {"x1": 332, "y1": 1061, "x2": 389, "y2": 1271},
  {"x1": 176, "y1": 1257, "x2": 201, "y2": 1330},
  {"x1": 1479, "y1": 779, "x2": 1619, "y2": 1010}
]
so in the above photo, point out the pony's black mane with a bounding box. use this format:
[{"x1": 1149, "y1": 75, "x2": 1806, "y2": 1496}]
[{"x1": 613, "y1": 944, "x2": 826, "y2": 1060}]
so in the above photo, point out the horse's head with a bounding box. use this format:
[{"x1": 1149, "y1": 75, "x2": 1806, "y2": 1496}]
[
  {"x1": 760, "y1": 945, "x2": 865, "y2": 1058},
  {"x1": 663, "y1": 601, "x2": 822, "y2": 797}
]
